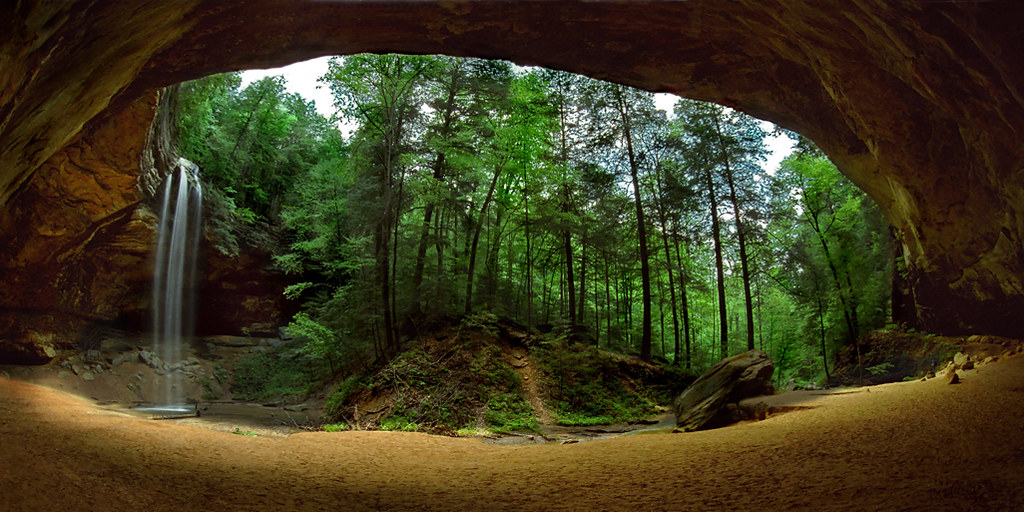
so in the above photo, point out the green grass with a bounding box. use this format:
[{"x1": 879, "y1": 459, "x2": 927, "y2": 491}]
[
  {"x1": 379, "y1": 415, "x2": 423, "y2": 432},
  {"x1": 232, "y1": 428, "x2": 258, "y2": 437},
  {"x1": 322, "y1": 423, "x2": 348, "y2": 432},
  {"x1": 550, "y1": 411, "x2": 615, "y2": 427}
]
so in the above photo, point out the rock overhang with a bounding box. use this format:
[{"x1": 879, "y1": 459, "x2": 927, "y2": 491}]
[{"x1": 1, "y1": 0, "x2": 1023, "y2": 337}]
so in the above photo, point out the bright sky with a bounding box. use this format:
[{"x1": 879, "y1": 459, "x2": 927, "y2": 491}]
[{"x1": 240, "y1": 57, "x2": 795, "y2": 171}]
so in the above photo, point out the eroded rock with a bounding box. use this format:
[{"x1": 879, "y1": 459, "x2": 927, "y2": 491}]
[{"x1": 673, "y1": 350, "x2": 774, "y2": 432}]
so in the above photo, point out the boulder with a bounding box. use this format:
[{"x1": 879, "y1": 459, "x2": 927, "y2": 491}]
[
  {"x1": 674, "y1": 350, "x2": 774, "y2": 432},
  {"x1": 953, "y1": 352, "x2": 969, "y2": 366}
]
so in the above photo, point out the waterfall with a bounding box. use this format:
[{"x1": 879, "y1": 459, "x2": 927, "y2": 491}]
[{"x1": 151, "y1": 159, "x2": 203, "y2": 408}]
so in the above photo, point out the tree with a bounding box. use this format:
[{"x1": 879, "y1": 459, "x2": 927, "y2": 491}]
[{"x1": 324, "y1": 54, "x2": 435, "y2": 356}]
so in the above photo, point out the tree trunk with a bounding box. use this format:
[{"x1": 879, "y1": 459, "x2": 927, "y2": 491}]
[
  {"x1": 817, "y1": 294, "x2": 831, "y2": 385},
  {"x1": 564, "y1": 228, "x2": 575, "y2": 325},
  {"x1": 578, "y1": 232, "x2": 587, "y2": 325},
  {"x1": 707, "y1": 167, "x2": 728, "y2": 360},
  {"x1": 617, "y1": 89, "x2": 652, "y2": 361},
  {"x1": 524, "y1": 185, "x2": 533, "y2": 331},
  {"x1": 465, "y1": 161, "x2": 505, "y2": 315},
  {"x1": 713, "y1": 115, "x2": 755, "y2": 351},
  {"x1": 673, "y1": 233, "x2": 692, "y2": 369}
]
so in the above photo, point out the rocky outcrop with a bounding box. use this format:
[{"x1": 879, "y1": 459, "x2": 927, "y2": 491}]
[
  {"x1": 2, "y1": 2, "x2": 1024, "y2": 336},
  {"x1": 673, "y1": 350, "x2": 774, "y2": 432},
  {"x1": 0, "y1": 94, "x2": 161, "y2": 363},
  {"x1": 198, "y1": 225, "x2": 292, "y2": 337},
  {"x1": 0, "y1": 85, "x2": 290, "y2": 362}
]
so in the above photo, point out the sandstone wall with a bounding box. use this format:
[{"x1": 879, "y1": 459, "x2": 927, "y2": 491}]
[{"x1": 0, "y1": 90, "x2": 290, "y2": 363}]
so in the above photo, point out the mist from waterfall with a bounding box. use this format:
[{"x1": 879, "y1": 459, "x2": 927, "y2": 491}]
[{"x1": 151, "y1": 160, "x2": 203, "y2": 408}]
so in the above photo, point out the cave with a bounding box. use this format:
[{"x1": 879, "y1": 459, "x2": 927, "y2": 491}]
[{"x1": 2, "y1": 1, "x2": 1023, "y2": 363}]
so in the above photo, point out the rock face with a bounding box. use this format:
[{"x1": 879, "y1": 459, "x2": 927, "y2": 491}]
[
  {"x1": 2, "y1": 2, "x2": 1024, "y2": 336},
  {"x1": 0, "y1": 94, "x2": 161, "y2": 363},
  {"x1": 674, "y1": 350, "x2": 774, "y2": 432},
  {"x1": 0, "y1": 85, "x2": 290, "y2": 362},
  {"x1": 198, "y1": 225, "x2": 293, "y2": 337}
]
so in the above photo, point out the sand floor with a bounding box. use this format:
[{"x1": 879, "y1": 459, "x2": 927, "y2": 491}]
[{"x1": 2, "y1": 355, "x2": 1023, "y2": 511}]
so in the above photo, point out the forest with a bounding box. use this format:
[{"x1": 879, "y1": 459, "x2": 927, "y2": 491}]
[{"x1": 176, "y1": 54, "x2": 893, "y2": 389}]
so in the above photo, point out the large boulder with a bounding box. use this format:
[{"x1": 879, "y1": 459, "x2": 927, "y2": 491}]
[{"x1": 673, "y1": 350, "x2": 774, "y2": 432}]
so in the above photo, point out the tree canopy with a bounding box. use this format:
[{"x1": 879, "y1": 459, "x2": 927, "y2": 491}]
[{"x1": 177, "y1": 55, "x2": 892, "y2": 386}]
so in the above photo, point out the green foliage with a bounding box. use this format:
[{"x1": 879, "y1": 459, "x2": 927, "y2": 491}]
[
  {"x1": 289, "y1": 312, "x2": 342, "y2": 373},
  {"x1": 213, "y1": 364, "x2": 229, "y2": 385},
  {"x1": 232, "y1": 428, "x2": 258, "y2": 437},
  {"x1": 534, "y1": 337, "x2": 660, "y2": 425},
  {"x1": 200, "y1": 378, "x2": 221, "y2": 400},
  {"x1": 230, "y1": 343, "x2": 328, "y2": 402},
  {"x1": 459, "y1": 312, "x2": 501, "y2": 338},
  {"x1": 177, "y1": 72, "x2": 341, "y2": 221},
  {"x1": 485, "y1": 392, "x2": 537, "y2": 433},
  {"x1": 182, "y1": 54, "x2": 894, "y2": 403},
  {"x1": 324, "y1": 374, "x2": 366, "y2": 416},
  {"x1": 866, "y1": 362, "x2": 895, "y2": 376}
]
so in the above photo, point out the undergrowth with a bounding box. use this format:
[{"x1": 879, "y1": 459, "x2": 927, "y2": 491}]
[
  {"x1": 326, "y1": 315, "x2": 537, "y2": 435},
  {"x1": 319, "y1": 315, "x2": 687, "y2": 435},
  {"x1": 533, "y1": 336, "x2": 662, "y2": 426},
  {"x1": 231, "y1": 342, "x2": 329, "y2": 402}
]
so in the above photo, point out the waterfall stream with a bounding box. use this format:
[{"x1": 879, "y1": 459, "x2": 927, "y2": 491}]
[{"x1": 151, "y1": 160, "x2": 203, "y2": 408}]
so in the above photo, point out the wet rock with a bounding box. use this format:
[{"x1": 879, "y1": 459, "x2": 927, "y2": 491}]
[{"x1": 673, "y1": 350, "x2": 774, "y2": 432}]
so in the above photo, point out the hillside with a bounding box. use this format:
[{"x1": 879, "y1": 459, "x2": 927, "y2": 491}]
[{"x1": 321, "y1": 314, "x2": 692, "y2": 436}]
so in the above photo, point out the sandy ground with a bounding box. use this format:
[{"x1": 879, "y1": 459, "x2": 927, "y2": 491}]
[{"x1": 2, "y1": 356, "x2": 1023, "y2": 511}]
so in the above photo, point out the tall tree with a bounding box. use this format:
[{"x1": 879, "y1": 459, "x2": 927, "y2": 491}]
[{"x1": 324, "y1": 54, "x2": 434, "y2": 355}]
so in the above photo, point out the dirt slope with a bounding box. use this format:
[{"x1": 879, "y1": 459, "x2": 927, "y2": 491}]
[{"x1": 2, "y1": 353, "x2": 1023, "y2": 510}]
